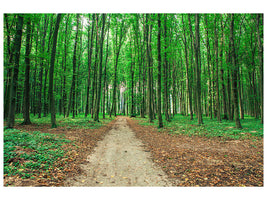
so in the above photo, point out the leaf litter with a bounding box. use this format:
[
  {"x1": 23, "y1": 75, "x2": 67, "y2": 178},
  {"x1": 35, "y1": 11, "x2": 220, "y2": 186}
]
[{"x1": 127, "y1": 117, "x2": 263, "y2": 187}]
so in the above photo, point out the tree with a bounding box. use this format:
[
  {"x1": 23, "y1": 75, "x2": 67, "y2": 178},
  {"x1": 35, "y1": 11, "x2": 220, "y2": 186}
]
[
  {"x1": 94, "y1": 14, "x2": 106, "y2": 121},
  {"x1": 214, "y1": 15, "x2": 221, "y2": 122},
  {"x1": 256, "y1": 14, "x2": 263, "y2": 124},
  {"x1": 48, "y1": 13, "x2": 62, "y2": 128},
  {"x1": 163, "y1": 14, "x2": 170, "y2": 122},
  {"x1": 194, "y1": 14, "x2": 203, "y2": 125},
  {"x1": 229, "y1": 14, "x2": 242, "y2": 129},
  {"x1": 102, "y1": 16, "x2": 110, "y2": 119},
  {"x1": 146, "y1": 14, "x2": 153, "y2": 123},
  {"x1": 37, "y1": 15, "x2": 49, "y2": 118},
  {"x1": 22, "y1": 15, "x2": 32, "y2": 125},
  {"x1": 7, "y1": 15, "x2": 24, "y2": 129},
  {"x1": 85, "y1": 14, "x2": 95, "y2": 117},
  {"x1": 157, "y1": 14, "x2": 163, "y2": 128},
  {"x1": 182, "y1": 14, "x2": 193, "y2": 120}
]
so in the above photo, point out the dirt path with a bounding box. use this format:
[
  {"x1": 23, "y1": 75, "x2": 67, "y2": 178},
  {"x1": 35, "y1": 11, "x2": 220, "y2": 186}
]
[{"x1": 65, "y1": 117, "x2": 172, "y2": 186}]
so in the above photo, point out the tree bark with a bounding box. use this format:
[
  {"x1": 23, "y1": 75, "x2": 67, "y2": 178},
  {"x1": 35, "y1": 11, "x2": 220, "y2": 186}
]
[
  {"x1": 22, "y1": 16, "x2": 32, "y2": 125},
  {"x1": 146, "y1": 14, "x2": 153, "y2": 123},
  {"x1": 256, "y1": 14, "x2": 263, "y2": 124},
  {"x1": 157, "y1": 14, "x2": 163, "y2": 128},
  {"x1": 94, "y1": 14, "x2": 106, "y2": 121},
  {"x1": 182, "y1": 15, "x2": 193, "y2": 120},
  {"x1": 194, "y1": 14, "x2": 203, "y2": 125},
  {"x1": 48, "y1": 13, "x2": 61, "y2": 128},
  {"x1": 229, "y1": 14, "x2": 242, "y2": 129},
  {"x1": 103, "y1": 17, "x2": 110, "y2": 119},
  {"x1": 163, "y1": 14, "x2": 170, "y2": 122},
  {"x1": 7, "y1": 15, "x2": 24, "y2": 129},
  {"x1": 214, "y1": 15, "x2": 221, "y2": 122},
  {"x1": 85, "y1": 14, "x2": 95, "y2": 117},
  {"x1": 37, "y1": 15, "x2": 48, "y2": 118}
]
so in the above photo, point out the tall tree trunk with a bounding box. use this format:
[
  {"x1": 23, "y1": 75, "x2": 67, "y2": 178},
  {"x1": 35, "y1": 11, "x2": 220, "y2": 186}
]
[
  {"x1": 63, "y1": 14, "x2": 69, "y2": 118},
  {"x1": 163, "y1": 14, "x2": 170, "y2": 122},
  {"x1": 7, "y1": 15, "x2": 24, "y2": 129},
  {"x1": 194, "y1": 14, "x2": 203, "y2": 125},
  {"x1": 182, "y1": 15, "x2": 193, "y2": 120},
  {"x1": 22, "y1": 17, "x2": 32, "y2": 125},
  {"x1": 49, "y1": 13, "x2": 62, "y2": 128},
  {"x1": 94, "y1": 14, "x2": 106, "y2": 121},
  {"x1": 38, "y1": 15, "x2": 48, "y2": 118},
  {"x1": 220, "y1": 15, "x2": 228, "y2": 120},
  {"x1": 204, "y1": 16, "x2": 212, "y2": 119},
  {"x1": 85, "y1": 14, "x2": 95, "y2": 117},
  {"x1": 146, "y1": 14, "x2": 153, "y2": 123},
  {"x1": 229, "y1": 14, "x2": 242, "y2": 129},
  {"x1": 214, "y1": 15, "x2": 221, "y2": 122},
  {"x1": 157, "y1": 14, "x2": 163, "y2": 128},
  {"x1": 4, "y1": 14, "x2": 14, "y2": 119},
  {"x1": 103, "y1": 17, "x2": 110, "y2": 119},
  {"x1": 256, "y1": 14, "x2": 263, "y2": 124},
  {"x1": 72, "y1": 14, "x2": 80, "y2": 118}
]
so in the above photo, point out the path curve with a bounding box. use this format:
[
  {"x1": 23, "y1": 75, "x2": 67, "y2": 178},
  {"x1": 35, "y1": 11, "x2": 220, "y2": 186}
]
[{"x1": 65, "y1": 117, "x2": 172, "y2": 186}]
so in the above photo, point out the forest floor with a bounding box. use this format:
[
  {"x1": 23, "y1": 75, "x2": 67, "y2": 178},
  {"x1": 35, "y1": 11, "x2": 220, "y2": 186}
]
[
  {"x1": 128, "y1": 117, "x2": 263, "y2": 186},
  {"x1": 4, "y1": 116, "x2": 263, "y2": 187}
]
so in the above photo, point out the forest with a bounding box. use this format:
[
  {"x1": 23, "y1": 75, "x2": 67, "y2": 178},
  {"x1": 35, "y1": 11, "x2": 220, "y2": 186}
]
[
  {"x1": 3, "y1": 13, "x2": 264, "y2": 187},
  {"x1": 3, "y1": 13, "x2": 263, "y2": 128}
]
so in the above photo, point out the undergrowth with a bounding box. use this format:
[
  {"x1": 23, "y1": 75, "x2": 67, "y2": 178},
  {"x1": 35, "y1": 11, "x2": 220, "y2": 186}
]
[
  {"x1": 135, "y1": 114, "x2": 263, "y2": 140},
  {"x1": 13, "y1": 113, "x2": 115, "y2": 129},
  {"x1": 4, "y1": 129, "x2": 72, "y2": 182}
]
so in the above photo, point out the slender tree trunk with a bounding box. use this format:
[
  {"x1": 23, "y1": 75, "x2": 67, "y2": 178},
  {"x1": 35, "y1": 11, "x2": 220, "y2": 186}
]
[
  {"x1": 214, "y1": 15, "x2": 221, "y2": 122},
  {"x1": 63, "y1": 14, "x2": 69, "y2": 118},
  {"x1": 194, "y1": 14, "x2": 203, "y2": 125},
  {"x1": 49, "y1": 14, "x2": 61, "y2": 128},
  {"x1": 4, "y1": 14, "x2": 14, "y2": 119},
  {"x1": 229, "y1": 14, "x2": 242, "y2": 129},
  {"x1": 157, "y1": 14, "x2": 163, "y2": 128},
  {"x1": 85, "y1": 14, "x2": 95, "y2": 117},
  {"x1": 7, "y1": 15, "x2": 24, "y2": 129},
  {"x1": 38, "y1": 15, "x2": 48, "y2": 118},
  {"x1": 163, "y1": 14, "x2": 170, "y2": 122},
  {"x1": 146, "y1": 14, "x2": 153, "y2": 123},
  {"x1": 94, "y1": 14, "x2": 106, "y2": 121},
  {"x1": 256, "y1": 14, "x2": 263, "y2": 124},
  {"x1": 103, "y1": 17, "x2": 110, "y2": 119},
  {"x1": 220, "y1": 15, "x2": 228, "y2": 120},
  {"x1": 22, "y1": 17, "x2": 32, "y2": 125},
  {"x1": 204, "y1": 16, "x2": 212, "y2": 119},
  {"x1": 182, "y1": 15, "x2": 193, "y2": 120}
]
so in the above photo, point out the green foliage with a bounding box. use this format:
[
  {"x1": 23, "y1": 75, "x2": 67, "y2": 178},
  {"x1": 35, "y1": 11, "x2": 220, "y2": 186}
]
[
  {"x1": 4, "y1": 129, "x2": 71, "y2": 178},
  {"x1": 14, "y1": 113, "x2": 115, "y2": 129},
  {"x1": 136, "y1": 114, "x2": 263, "y2": 140}
]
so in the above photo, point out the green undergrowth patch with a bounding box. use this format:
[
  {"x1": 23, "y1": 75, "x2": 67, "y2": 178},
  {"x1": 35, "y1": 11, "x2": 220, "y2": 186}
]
[
  {"x1": 14, "y1": 113, "x2": 115, "y2": 129},
  {"x1": 134, "y1": 114, "x2": 263, "y2": 140},
  {"x1": 4, "y1": 128, "x2": 72, "y2": 181}
]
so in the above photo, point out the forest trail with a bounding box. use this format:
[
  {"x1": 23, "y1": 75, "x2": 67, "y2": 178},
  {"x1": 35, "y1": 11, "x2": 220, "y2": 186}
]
[{"x1": 65, "y1": 116, "x2": 172, "y2": 186}]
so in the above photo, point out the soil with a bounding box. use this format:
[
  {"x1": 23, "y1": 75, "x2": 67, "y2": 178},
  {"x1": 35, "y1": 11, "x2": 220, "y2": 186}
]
[
  {"x1": 127, "y1": 117, "x2": 263, "y2": 186},
  {"x1": 64, "y1": 117, "x2": 172, "y2": 186}
]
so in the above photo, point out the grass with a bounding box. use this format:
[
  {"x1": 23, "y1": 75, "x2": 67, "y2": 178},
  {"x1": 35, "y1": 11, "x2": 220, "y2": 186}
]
[
  {"x1": 134, "y1": 114, "x2": 263, "y2": 140},
  {"x1": 13, "y1": 113, "x2": 115, "y2": 129},
  {"x1": 4, "y1": 128, "x2": 72, "y2": 180}
]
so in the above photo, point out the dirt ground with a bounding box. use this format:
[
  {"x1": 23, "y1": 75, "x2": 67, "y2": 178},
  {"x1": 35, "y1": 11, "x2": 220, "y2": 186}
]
[
  {"x1": 65, "y1": 117, "x2": 172, "y2": 186},
  {"x1": 127, "y1": 117, "x2": 263, "y2": 186}
]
